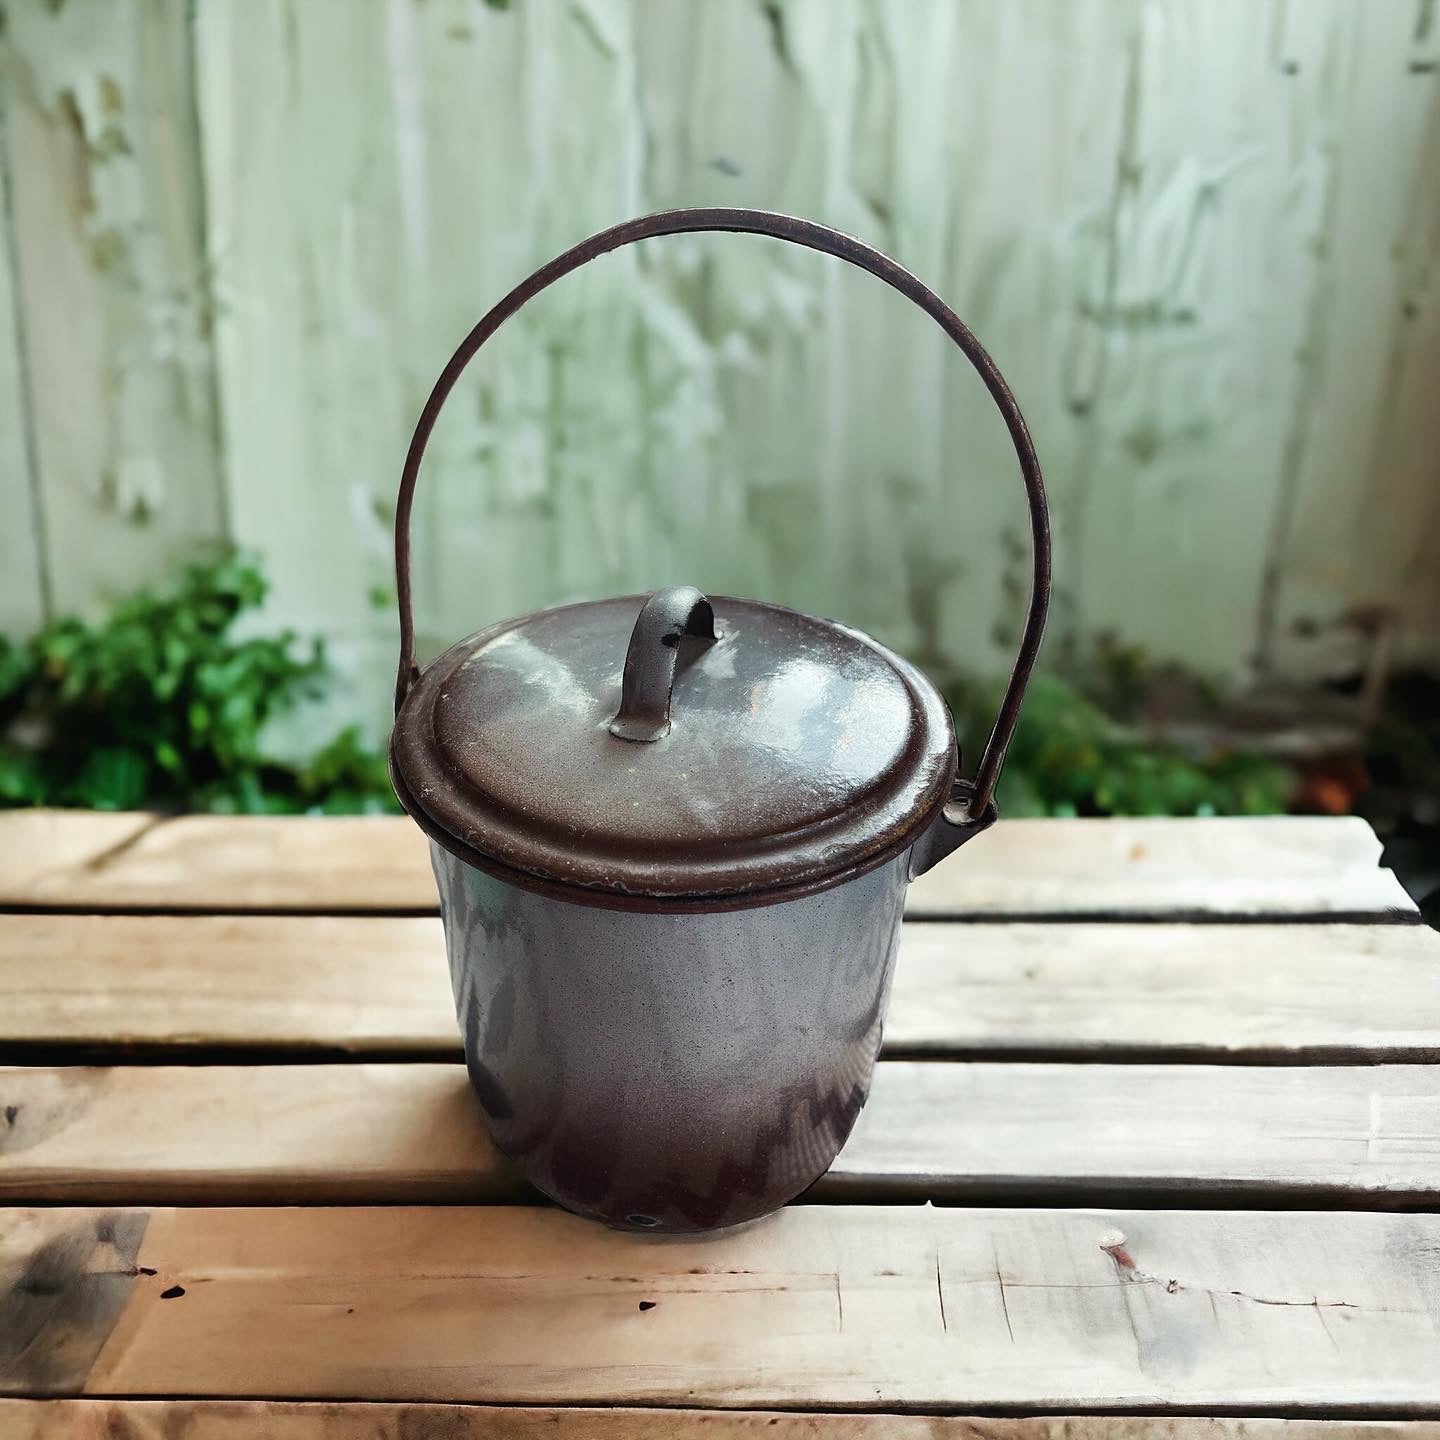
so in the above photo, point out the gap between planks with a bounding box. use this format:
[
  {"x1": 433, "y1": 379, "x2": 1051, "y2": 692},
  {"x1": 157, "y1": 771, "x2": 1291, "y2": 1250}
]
[
  {"x1": 3, "y1": 1061, "x2": 1439, "y2": 1208},
  {"x1": 4, "y1": 1401, "x2": 1440, "y2": 1438},
  {"x1": 0, "y1": 812, "x2": 1416, "y2": 918},
  {"x1": 4, "y1": 1206, "x2": 1440, "y2": 1410},
  {"x1": 2, "y1": 914, "x2": 1436, "y2": 1063}
]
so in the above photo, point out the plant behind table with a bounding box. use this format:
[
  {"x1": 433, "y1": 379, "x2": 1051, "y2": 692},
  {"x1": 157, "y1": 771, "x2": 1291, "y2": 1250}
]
[
  {"x1": 0, "y1": 553, "x2": 1301, "y2": 819},
  {"x1": 0, "y1": 553, "x2": 396, "y2": 814},
  {"x1": 953, "y1": 672, "x2": 1295, "y2": 818}
]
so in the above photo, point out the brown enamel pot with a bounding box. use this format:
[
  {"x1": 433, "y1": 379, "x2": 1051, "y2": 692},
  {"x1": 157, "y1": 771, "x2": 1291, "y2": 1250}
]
[{"x1": 389, "y1": 209, "x2": 1050, "y2": 1232}]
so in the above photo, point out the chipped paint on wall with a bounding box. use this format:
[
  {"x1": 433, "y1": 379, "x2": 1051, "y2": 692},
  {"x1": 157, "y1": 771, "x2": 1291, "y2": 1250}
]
[
  {"x1": 1261, "y1": 0, "x2": 1440, "y2": 679},
  {"x1": 1, "y1": 0, "x2": 1437, "y2": 740},
  {"x1": 0, "y1": 0, "x2": 223, "y2": 615},
  {"x1": 0, "y1": 90, "x2": 44, "y2": 636}
]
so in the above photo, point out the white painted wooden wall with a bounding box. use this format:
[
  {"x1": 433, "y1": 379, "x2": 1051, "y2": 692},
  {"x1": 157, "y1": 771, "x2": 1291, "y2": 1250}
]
[{"x1": 1, "y1": 0, "x2": 1437, "y2": 737}]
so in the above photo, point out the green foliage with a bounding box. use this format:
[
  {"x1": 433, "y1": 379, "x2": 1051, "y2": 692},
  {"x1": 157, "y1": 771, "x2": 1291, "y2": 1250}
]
[
  {"x1": 0, "y1": 552, "x2": 1297, "y2": 822},
  {"x1": 0, "y1": 554, "x2": 398, "y2": 815},
  {"x1": 956, "y1": 673, "x2": 1295, "y2": 819}
]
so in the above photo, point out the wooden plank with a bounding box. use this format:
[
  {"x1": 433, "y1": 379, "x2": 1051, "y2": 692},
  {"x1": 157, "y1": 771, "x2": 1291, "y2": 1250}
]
[
  {"x1": 889, "y1": 920, "x2": 1440, "y2": 1061},
  {"x1": 834, "y1": 1062, "x2": 1440, "y2": 1204},
  {"x1": 0, "y1": 0, "x2": 225, "y2": 619},
  {"x1": 0, "y1": 1063, "x2": 515, "y2": 1205},
  {"x1": 0, "y1": 0, "x2": 1427, "y2": 714},
  {"x1": 3, "y1": 1402, "x2": 1438, "y2": 1440},
  {"x1": 1262, "y1": 6, "x2": 1440, "y2": 678},
  {"x1": 1059, "y1": 0, "x2": 1359, "y2": 681},
  {"x1": 4, "y1": 1061, "x2": 1440, "y2": 1208},
  {"x1": 189, "y1": 0, "x2": 1440, "y2": 745},
  {"x1": 908, "y1": 815, "x2": 1415, "y2": 919},
  {"x1": 0, "y1": 813, "x2": 1415, "y2": 917},
  {"x1": 4, "y1": 1205, "x2": 1440, "y2": 1407},
  {"x1": 0, "y1": 813, "x2": 435, "y2": 914},
  {"x1": 0, "y1": 913, "x2": 453, "y2": 1055},
  {"x1": 0, "y1": 121, "x2": 44, "y2": 638},
  {"x1": 4, "y1": 913, "x2": 1437, "y2": 1062}
]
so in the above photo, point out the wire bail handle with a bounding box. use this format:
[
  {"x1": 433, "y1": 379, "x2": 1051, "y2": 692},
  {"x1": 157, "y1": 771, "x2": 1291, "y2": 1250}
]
[{"x1": 393, "y1": 207, "x2": 1051, "y2": 816}]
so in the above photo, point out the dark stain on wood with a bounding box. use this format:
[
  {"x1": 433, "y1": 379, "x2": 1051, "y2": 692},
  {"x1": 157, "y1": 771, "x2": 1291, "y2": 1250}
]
[
  {"x1": 394, "y1": 1406, "x2": 513, "y2": 1440},
  {"x1": 0, "y1": 1209, "x2": 148, "y2": 1394},
  {"x1": 80, "y1": 815, "x2": 171, "y2": 874},
  {"x1": 0, "y1": 1068, "x2": 107, "y2": 1157}
]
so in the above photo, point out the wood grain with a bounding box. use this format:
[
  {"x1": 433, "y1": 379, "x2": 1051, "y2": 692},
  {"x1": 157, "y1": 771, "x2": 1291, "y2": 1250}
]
[
  {"x1": 0, "y1": 813, "x2": 1414, "y2": 918},
  {"x1": 891, "y1": 921, "x2": 1440, "y2": 1061},
  {"x1": 0, "y1": 914, "x2": 455, "y2": 1056},
  {"x1": 0, "y1": 1064, "x2": 516, "y2": 1205},
  {"x1": 4, "y1": 912, "x2": 1437, "y2": 1062},
  {"x1": 4, "y1": 1061, "x2": 1438, "y2": 1207},
  {"x1": 834, "y1": 1061, "x2": 1440, "y2": 1204},
  {"x1": 1264, "y1": 4, "x2": 1440, "y2": 679},
  {"x1": 4, "y1": 1205, "x2": 1440, "y2": 1408},
  {"x1": 0, "y1": 1, "x2": 225, "y2": 618},
  {"x1": 0, "y1": 139, "x2": 43, "y2": 639},
  {"x1": 5, "y1": 2, "x2": 1438, "y2": 721},
  {"x1": 0, "y1": 814, "x2": 435, "y2": 914},
  {"x1": 4, "y1": 1401, "x2": 1439, "y2": 1440},
  {"x1": 908, "y1": 815, "x2": 1414, "y2": 918},
  {"x1": 188, "y1": 0, "x2": 1440, "y2": 729}
]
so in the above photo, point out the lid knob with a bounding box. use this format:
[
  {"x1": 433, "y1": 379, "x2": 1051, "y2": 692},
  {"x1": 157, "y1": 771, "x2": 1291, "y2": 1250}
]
[{"x1": 608, "y1": 586, "x2": 717, "y2": 743}]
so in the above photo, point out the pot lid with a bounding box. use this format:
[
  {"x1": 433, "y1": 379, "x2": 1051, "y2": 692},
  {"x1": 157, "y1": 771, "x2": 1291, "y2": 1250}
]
[{"x1": 389, "y1": 586, "x2": 956, "y2": 908}]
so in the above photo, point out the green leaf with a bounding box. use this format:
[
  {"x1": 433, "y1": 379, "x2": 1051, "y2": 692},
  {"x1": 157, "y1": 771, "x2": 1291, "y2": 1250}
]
[
  {"x1": 950, "y1": 667, "x2": 1297, "y2": 820},
  {"x1": 69, "y1": 747, "x2": 150, "y2": 810},
  {"x1": 0, "y1": 746, "x2": 46, "y2": 804},
  {"x1": 0, "y1": 551, "x2": 395, "y2": 815}
]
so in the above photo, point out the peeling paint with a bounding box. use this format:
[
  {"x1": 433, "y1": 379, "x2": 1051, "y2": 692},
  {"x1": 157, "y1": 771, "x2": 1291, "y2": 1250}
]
[
  {"x1": 0, "y1": 0, "x2": 1435, "y2": 737},
  {"x1": 0, "y1": 0, "x2": 222, "y2": 613}
]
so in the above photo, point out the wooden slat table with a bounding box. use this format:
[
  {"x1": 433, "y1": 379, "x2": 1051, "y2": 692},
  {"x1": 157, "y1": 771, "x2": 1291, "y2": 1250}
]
[{"x1": 1, "y1": 809, "x2": 1435, "y2": 1439}]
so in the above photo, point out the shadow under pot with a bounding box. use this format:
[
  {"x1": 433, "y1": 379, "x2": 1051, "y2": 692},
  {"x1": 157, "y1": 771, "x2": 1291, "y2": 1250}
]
[{"x1": 387, "y1": 209, "x2": 1050, "y2": 1233}]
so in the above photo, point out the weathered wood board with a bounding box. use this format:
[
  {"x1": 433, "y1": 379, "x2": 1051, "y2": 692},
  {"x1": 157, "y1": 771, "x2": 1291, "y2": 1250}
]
[
  {"x1": 183, "y1": 0, "x2": 1440, "y2": 729},
  {"x1": 890, "y1": 920, "x2": 1440, "y2": 1060},
  {"x1": 0, "y1": 914, "x2": 456, "y2": 1056},
  {"x1": 0, "y1": 142, "x2": 43, "y2": 638},
  {"x1": 0, "y1": 813, "x2": 434, "y2": 914},
  {"x1": 2, "y1": 0, "x2": 1437, "y2": 714},
  {"x1": 0, "y1": 813, "x2": 1414, "y2": 918},
  {"x1": 1262, "y1": 2, "x2": 1440, "y2": 678},
  {"x1": 4, "y1": 1205, "x2": 1440, "y2": 1408},
  {"x1": 5, "y1": 911, "x2": 1436, "y2": 1062},
  {"x1": 3, "y1": 1401, "x2": 1438, "y2": 1440},
  {"x1": 0, "y1": 1063, "x2": 516, "y2": 1205},
  {"x1": 907, "y1": 815, "x2": 1414, "y2": 918},
  {"x1": 3, "y1": 1061, "x2": 1439, "y2": 1207},
  {"x1": 0, "y1": 0, "x2": 224, "y2": 618}
]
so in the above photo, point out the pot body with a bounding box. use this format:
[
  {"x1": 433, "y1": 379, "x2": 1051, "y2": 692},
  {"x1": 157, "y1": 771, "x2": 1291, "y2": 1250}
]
[{"x1": 431, "y1": 841, "x2": 911, "y2": 1232}]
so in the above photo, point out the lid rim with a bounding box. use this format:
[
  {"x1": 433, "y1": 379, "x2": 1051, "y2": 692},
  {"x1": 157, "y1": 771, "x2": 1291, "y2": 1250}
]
[
  {"x1": 390, "y1": 742, "x2": 955, "y2": 913},
  {"x1": 390, "y1": 593, "x2": 957, "y2": 907}
]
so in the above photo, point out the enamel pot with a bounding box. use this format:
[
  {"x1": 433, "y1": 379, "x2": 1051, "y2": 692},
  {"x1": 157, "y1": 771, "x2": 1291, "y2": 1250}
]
[{"x1": 390, "y1": 208, "x2": 1051, "y2": 1233}]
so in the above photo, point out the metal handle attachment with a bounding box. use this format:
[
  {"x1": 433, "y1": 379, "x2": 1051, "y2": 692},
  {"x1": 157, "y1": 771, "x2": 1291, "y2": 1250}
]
[
  {"x1": 607, "y1": 585, "x2": 717, "y2": 742},
  {"x1": 394, "y1": 207, "x2": 1050, "y2": 817}
]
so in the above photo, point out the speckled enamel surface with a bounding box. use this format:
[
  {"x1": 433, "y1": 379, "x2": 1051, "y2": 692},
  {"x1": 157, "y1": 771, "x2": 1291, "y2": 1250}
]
[
  {"x1": 394, "y1": 594, "x2": 954, "y2": 906},
  {"x1": 431, "y1": 839, "x2": 911, "y2": 1232}
]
